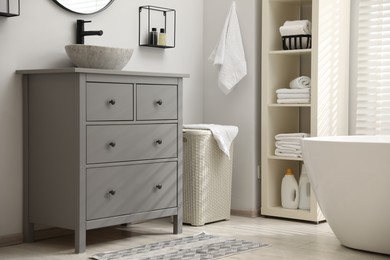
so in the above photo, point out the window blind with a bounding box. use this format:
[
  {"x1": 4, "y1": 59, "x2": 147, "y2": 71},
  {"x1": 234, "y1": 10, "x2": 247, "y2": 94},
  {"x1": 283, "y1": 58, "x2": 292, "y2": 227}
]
[{"x1": 355, "y1": 0, "x2": 390, "y2": 134}]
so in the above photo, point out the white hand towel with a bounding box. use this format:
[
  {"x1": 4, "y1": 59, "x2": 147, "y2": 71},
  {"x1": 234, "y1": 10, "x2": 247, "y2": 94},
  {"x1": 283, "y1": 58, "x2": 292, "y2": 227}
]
[
  {"x1": 275, "y1": 133, "x2": 310, "y2": 140},
  {"x1": 276, "y1": 140, "x2": 302, "y2": 146},
  {"x1": 284, "y1": 20, "x2": 312, "y2": 32},
  {"x1": 277, "y1": 93, "x2": 310, "y2": 99},
  {"x1": 183, "y1": 124, "x2": 239, "y2": 159},
  {"x1": 209, "y1": 1, "x2": 247, "y2": 95},
  {"x1": 275, "y1": 149, "x2": 302, "y2": 158},
  {"x1": 289, "y1": 76, "x2": 311, "y2": 89},
  {"x1": 276, "y1": 88, "x2": 311, "y2": 94},
  {"x1": 279, "y1": 20, "x2": 311, "y2": 36},
  {"x1": 279, "y1": 25, "x2": 311, "y2": 36},
  {"x1": 275, "y1": 142, "x2": 302, "y2": 151}
]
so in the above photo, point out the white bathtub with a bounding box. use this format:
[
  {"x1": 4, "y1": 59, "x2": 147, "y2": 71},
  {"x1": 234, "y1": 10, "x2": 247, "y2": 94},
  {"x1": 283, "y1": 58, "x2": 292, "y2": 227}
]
[{"x1": 302, "y1": 135, "x2": 390, "y2": 255}]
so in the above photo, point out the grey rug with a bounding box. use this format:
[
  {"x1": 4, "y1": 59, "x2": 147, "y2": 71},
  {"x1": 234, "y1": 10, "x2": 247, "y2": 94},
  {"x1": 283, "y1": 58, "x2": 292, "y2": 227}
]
[{"x1": 90, "y1": 232, "x2": 268, "y2": 260}]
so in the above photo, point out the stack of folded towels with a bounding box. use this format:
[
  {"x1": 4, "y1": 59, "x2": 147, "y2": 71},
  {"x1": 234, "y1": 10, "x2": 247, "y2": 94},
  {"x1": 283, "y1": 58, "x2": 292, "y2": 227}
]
[
  {"x1": 279, "y1": 20, "x2": 311, "y2": 49},
  {"x1": 276, "y1": 76, "x2": 311, "y2": 104},
  {"x1": 275, "y1": 133, "x2": 310, "y2": 158}
]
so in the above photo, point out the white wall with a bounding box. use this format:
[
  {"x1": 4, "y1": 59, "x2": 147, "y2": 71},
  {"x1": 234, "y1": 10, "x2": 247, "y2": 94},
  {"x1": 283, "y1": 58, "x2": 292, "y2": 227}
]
[
  {"x1": 0, "y1": 0, "x2": 204, "y2": 237},
  {"x1": 202, "y1": 0, "x2": 261, "y2": 215}
]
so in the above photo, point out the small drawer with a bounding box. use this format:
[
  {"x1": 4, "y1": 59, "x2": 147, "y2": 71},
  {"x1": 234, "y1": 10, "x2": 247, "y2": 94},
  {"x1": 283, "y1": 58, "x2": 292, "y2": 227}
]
[
  {"x1": 86, "y1": 162, "x2": 177, "y2": 220},
  {"x1": 86, "y1": 124, "x2": 177, "y2": 164},
  {"x1": 86, "y1": 82, "x2": 133, "y2": 121},
  {"x1": 137, "y1": 85, "x2": 177, "y2": 120}
]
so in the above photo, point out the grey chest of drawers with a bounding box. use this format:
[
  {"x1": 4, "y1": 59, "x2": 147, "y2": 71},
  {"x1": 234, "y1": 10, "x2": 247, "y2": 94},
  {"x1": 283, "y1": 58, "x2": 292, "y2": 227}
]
[{"x1": 17, "y1": 68, "x2": 189, "y2": 253}]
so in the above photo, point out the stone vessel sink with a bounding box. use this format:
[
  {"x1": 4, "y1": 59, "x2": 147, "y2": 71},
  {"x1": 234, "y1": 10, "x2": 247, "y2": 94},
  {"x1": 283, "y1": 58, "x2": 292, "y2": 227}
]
[{"x1": 65, "y1": 44, "x2": 133, "y2": 70}]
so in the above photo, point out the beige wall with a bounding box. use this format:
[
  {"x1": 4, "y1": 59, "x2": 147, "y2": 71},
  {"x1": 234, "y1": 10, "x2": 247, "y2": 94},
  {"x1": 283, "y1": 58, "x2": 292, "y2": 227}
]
[
  {"x1": 0, "y1": 0, "x2": 204, "y2": 237},
  {"x1": 202, "y1": 0, "x2": 261, "y2": 214}
]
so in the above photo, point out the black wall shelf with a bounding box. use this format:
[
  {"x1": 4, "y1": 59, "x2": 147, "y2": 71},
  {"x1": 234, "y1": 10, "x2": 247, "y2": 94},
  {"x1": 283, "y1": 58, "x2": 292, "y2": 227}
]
[{"x1": 139, "y1": 5, "x2": 176, "y2": 49}]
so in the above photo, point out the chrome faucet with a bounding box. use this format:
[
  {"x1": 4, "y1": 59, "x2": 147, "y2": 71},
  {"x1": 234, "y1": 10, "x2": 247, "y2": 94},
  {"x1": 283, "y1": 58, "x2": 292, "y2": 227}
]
[{"x1": 76, "y1": 19, "x2": 103, "y2": 44}]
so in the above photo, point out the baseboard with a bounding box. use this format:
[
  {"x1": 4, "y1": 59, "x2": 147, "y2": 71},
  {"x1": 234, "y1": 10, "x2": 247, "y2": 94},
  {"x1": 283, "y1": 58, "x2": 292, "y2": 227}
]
[
  {"x1": 0, "y1": 233, "x2": 23, "y2": 247},
  {"x1": 231, "y1": 209, "x2": 260, "y2": 218},
  {"x1": 0, "y1": 228, "x2": 72, "y2": 248}
]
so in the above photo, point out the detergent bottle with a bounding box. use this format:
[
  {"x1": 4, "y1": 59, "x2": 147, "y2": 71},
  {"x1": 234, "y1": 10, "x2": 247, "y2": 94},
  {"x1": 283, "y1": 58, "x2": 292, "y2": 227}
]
[
  {"x1": 298, "y1": 163, "x2": 311, "y2": 210},
  {"x1": 281, "y1": 168, "x2": 299, "y2": 209}
]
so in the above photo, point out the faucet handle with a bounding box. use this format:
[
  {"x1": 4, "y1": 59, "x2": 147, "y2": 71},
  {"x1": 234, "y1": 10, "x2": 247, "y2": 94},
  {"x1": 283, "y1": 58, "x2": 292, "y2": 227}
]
[{"x1": 77, "y1": 19, "x2": 91, "y2": 24}]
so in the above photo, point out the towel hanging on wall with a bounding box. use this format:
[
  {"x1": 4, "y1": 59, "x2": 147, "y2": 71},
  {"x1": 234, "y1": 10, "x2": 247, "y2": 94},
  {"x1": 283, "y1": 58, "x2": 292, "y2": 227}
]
[{"x1": 209, "y1": 1, "x2": 247, "y2": 95}]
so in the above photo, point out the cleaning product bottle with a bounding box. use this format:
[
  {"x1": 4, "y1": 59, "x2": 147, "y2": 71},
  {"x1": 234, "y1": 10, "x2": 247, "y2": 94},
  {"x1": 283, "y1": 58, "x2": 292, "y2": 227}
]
[
  {"x1": 298, "y1": 163, "x2": 311, "y2": 210},
  {"x1": 150, "y1": 27, "x2": 158, "y2": 45},
  {"x1": 158, "y1": 28, "x2": 166, "y2": 46},
  {"x1": 281, "y1": 168, "x2": 299, "y2": 209}
]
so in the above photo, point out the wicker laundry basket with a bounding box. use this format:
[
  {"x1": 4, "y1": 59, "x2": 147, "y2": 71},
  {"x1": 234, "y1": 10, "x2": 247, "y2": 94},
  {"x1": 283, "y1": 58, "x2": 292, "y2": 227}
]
[{"x1": 183, "y1": 129, "x2": 233, "y2": 226}]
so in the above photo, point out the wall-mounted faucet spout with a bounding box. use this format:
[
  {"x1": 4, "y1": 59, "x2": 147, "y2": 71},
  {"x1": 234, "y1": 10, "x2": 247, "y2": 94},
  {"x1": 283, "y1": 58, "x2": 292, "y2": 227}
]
[{"x1": 76, "y1": 19, "x2": 103, "y2": 44}]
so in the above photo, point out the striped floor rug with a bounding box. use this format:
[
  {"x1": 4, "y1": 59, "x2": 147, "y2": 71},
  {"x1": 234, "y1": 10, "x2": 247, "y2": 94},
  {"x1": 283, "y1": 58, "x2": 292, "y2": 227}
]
[{"x1": 90, "y1": 232, "x2": 268, "y2": 260}]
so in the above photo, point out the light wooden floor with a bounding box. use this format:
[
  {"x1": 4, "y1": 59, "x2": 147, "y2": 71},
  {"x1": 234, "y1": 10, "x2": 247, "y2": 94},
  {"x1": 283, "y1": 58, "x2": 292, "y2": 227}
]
[{"x1": 0, "y1": 216, "x2": 389, "y2": 259}]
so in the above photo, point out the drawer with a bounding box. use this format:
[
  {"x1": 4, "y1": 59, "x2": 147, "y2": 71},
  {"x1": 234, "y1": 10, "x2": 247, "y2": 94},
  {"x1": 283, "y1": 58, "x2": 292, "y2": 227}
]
[
  {"x1": 86, "y1": 124, "x2": 177, "y2": 164},
  {"x1": 86, "y1": 82, "x2": 133, "y2": 121},
  {"x1": 86, "y1": 162, "x2": 177, "y2": 220},
  {"x1": 137, "y1": 85, "x2": 177, "y2": 120}
]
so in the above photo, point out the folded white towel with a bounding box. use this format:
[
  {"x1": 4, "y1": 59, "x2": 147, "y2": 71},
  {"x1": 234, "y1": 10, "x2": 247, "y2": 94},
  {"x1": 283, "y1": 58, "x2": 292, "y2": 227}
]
[
  {"x1": 209, "y1": 1, "x2": 247, "y2": 95},
  {"x1": 183, "y1": 124, "x2": 239, "y2": 159},
  {"x1": 275, "y1": 133, "x2": 310, "y2": 140},
  {"x1": 279, "y1": 20, "x2": 311, "y2": 36},
  {"x1": 275, "y1": 149, "x2": 302, "y2": 158},
  {"x1": 276, "y1": 88, "x2": 310, "y2": 94},
  {"x1": 280, "y1": 25, "x2": 311, "y2": 37},
  {"x1": 277, "y1": 98, "x2": 310, "y2": 104},
  {"x1": 289, "y1": 76, "x2": 311, "y2": 89},
  {"x1": 284, "y1": 20, "x2": 311, "y2": 27},
  {"x1": 276, "y1": 140, "x2": 302, "y2": 146},
  {"x1": 275, "y1": 142, "x2": 302, "y2": 151},
  {"x1": 277, "y1": 93, "x2": 310, "y2": 99}
]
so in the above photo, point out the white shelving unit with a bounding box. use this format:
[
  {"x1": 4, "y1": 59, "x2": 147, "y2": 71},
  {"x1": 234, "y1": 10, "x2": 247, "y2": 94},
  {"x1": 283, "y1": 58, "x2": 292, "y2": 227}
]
[{"x1": 261, "y1": 0, "x2": 350, "y2": 222}]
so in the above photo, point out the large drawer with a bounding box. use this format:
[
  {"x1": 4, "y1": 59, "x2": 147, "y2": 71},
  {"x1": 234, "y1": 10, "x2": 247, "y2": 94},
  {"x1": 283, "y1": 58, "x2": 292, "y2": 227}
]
[
  {"x1": 86, "y1": 82, "x2": 133, "y2": 121},
  {"x1": 86, "y1": 162, "x2": 177, "y2": 220},
  {"x1": 137, "y1": 85, "x2": 177, "y2": 120},
  {"x1": 86, "y1": 124, "x2": 177, "y2": 164}
]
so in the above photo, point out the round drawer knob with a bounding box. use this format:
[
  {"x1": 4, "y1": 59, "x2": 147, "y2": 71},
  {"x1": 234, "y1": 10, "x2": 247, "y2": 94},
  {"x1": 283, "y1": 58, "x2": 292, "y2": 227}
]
[
  {"x1": 108, "y1": 189, "x2": 116, "y2": 196},
  {"x1": 155, "y1": 139, "x2": 163, "y2": 145},
  {"x1": 108, "y1": 141, "x2": 116, "y2": 148},
  {"x1": 155, "y1": 184, "x2": 163, "y2": 190},
  {"x1": 155, "y1": 99, "x2": 163, "y2": 106},
  {"x1": 108, "y1": 99, "x2": 116, "y2": 105}
]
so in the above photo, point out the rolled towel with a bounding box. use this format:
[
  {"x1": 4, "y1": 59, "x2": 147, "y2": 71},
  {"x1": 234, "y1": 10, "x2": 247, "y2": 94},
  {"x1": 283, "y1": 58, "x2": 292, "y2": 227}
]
[
  {"x1": 284, "y1": 20, "x2": 311, "y2": 31},
  {"x1": 279, "y1": 20, "x2": 311, "y2": 36},
  {"x1": 276, "y1": 88, "x2": 310, "y2": 94},
  {"x1": 289, "y1": 76, "x2": 311, "y2": 89},
  {"x1": 277, "y1": 93, "x2": 310, "y2": 99}
]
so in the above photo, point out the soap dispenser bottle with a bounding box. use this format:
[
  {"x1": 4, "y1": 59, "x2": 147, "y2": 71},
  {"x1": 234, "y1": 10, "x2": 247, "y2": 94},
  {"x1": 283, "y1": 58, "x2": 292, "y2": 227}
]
[
  {"x1": 281, "y1": 168, "x2": 299, "y2": 209},
  {"x1": 298, "y1": 163, "x2": 311, "y2": 210},
  {"x1": 150, "y1": 27, "x2": 158, "y2": 45},
  {"x1": 158, "y1": 28, "x2": 166, "y2": 46}
]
